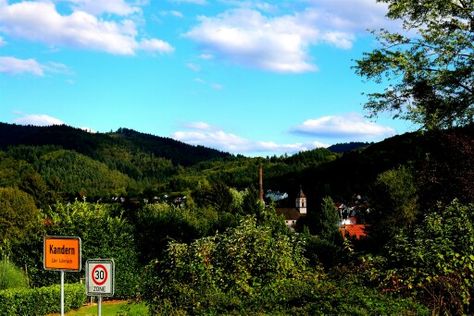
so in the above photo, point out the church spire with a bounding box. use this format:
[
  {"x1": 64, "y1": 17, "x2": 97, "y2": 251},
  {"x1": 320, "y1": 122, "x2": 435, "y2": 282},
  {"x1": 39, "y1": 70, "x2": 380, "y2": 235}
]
[{"x1": 296, "y1": 186, "x2": 307, "y2": 214}]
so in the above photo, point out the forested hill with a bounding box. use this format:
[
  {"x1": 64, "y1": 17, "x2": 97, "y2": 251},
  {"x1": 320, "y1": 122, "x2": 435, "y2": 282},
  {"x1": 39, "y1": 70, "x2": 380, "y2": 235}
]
[
  {"x1": 327, "y1": 142, "x2": 371, "y2": 153},
  {"x1": 0, "y1": 123, "x2": 230, "y2": 166}
]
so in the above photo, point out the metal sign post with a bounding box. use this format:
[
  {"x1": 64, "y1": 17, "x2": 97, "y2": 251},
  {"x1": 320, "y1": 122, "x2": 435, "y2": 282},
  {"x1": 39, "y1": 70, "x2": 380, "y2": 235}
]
[
  {"x1": 86, "y1": 259, "x2": 115, "y2": 316},
  {"x1": 43, "y1": 236, "x2": 82, "y2": 316}
]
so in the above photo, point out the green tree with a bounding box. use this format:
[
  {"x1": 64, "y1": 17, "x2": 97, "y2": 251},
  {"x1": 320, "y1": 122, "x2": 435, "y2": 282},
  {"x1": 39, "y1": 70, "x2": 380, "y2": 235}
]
[
  {"x1": 355, "y1": 0, "x2": 473, "y2": 129},
  {"x1": 374, "y1": 200, "x2": 474, "y2": 314},
  {"x1": 319, "y1": 196, "x2": 341, "y2": 242},
  {"x1": 368, "y1": 166, "x2": 418, "y2": 248},
  {"x1": 0, "y1": 187, "x2": 40, "y2": 250}
]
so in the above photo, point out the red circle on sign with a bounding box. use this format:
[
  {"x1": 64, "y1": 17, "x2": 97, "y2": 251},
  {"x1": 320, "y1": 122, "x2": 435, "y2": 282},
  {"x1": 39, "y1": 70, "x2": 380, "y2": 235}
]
[{"x1": 91, "y1": 264, "x2": 108, "y2": 286}]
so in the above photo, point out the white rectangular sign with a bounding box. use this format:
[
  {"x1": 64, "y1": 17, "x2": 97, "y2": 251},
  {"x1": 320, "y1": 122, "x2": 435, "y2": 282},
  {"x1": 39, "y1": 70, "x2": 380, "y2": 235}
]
[{"x1": 86, "y1": 259, "x2": 115, "y2": 297}]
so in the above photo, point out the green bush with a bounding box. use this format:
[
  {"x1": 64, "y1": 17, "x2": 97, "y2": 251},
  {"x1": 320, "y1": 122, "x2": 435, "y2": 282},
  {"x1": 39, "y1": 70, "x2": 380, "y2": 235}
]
[
  {"x1": 0, "y1": 283, "x2": 86, "y2": 316},
  {"x1": 142, "y1": 216, "x2": 309, "y2": 314},
  {"x1": 19, "y1": 201, "x2": 141, "y2": 298},
  {"x1": 0, "y1": 259, "x2": 29, "y2": 290},
  {"x1": 364, "y1": 200, "x2": 474, "y2": 314}
]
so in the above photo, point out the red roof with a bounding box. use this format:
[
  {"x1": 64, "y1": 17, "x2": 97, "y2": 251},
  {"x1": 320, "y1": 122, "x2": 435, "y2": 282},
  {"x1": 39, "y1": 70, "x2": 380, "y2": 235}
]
[{"x1": 339, "y1": 224, "x2": 367, "y2": 239}]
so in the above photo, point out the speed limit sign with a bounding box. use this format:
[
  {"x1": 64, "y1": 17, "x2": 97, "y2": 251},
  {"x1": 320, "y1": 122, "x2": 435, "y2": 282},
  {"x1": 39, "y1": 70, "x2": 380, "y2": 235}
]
[{"x1": 86, "y1": 259, "x2": 115, "y2": 296}]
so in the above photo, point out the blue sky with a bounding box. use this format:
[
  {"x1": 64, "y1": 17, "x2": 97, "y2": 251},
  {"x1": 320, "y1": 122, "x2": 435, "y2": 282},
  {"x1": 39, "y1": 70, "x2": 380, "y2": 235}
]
[{"x1": 0, "y1": 0, "x2": 417, "y2": 156}]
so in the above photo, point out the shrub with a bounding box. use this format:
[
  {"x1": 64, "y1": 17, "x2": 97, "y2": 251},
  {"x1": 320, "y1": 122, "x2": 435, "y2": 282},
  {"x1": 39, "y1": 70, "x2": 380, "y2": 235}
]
[
  {"x1": 0, "y1": 283, "x2": 86, "y2": 315},
  {"x1": 142, "y1": 216, "x2": 309, "y2": 314},
  {"x1": 0, "y1": 259, "x2": 29, "y2": 290},
  {"x1": 367, "y1": 200, "x2": 474, "y2": 314},
  {"x1": 43, "y1": 201, "x2": 141, "y2": 298}
]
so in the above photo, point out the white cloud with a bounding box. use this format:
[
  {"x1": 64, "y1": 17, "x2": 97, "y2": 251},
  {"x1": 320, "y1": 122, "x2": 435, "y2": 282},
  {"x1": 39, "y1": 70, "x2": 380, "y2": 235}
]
[
  {"x1": 0, "y1": 56, "x2": 71, "y2": 76},
  {"x1": 13, "y1": 114, "x2": 64, "y2": 126},
  {"x1": 139, "y1": 39, "x2": 174, "y2": 54},
  {"x1": 0, "y1": 36, "x2": 5, "y2": 46},
  {"x1": 199, "y1": 53, "x2": 213, "y2": 60},
  {"x1": 304, "y1": 0, "x2": 396, "y2": 32},
  {"x1": 173, "y1": 123, "x2": 327, "y2": 156},
  {"x1": 293, "y1": 113, "x2": 395, "y2": 140},
  {"x1": 0, "y1": 56, "x2": 41, "y2": 76},
  {"x1": 42, "y1": 61, "x2": 73, "y2": 75},
  {"x1": 0, "y1": 1, "x2": 173, "y2": 55},
  {"x1": 184, "y1": 1, "x2": 398, "y2": 73},
  {"x1": 64, "y1": 0, "x2": 141, "y2": 16},
  {"x1": 185, "y1": 9, "x2": 321, "y2": 73}
]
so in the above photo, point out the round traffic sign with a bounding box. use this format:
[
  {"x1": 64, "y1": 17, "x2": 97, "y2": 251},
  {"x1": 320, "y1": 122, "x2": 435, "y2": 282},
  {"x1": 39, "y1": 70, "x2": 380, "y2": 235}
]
[{"x1": 91, "y1": 264, "x2": 108, "y2": 286}]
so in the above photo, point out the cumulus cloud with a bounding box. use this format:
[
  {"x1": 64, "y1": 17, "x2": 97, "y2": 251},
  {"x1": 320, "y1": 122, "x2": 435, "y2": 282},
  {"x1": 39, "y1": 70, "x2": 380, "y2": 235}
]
[
  {"x1": 0, "y1": 1, "x2": 173, "y2": 55},
  {"x1": 304, "y1": 0, "x2": 395, "y2": 32},
  {"x1": 13, "y1": 114, "x2": 64, "y2": 126},
  {"x1": 293, "y1": 113, "x2": 395, "y2": 140},
  {"x1": 0, "y1": 56, "x2": 70, "y2": 76},
  {"x1": 139, "y1": 39, "x2": 175, "y2": 54},
  {"x1": 172, "y1": 122, "x2": 327, "y2": 156},
  {"x1": 184, "y1": 1, "x2": 398, "y2": 73},
  {"x1": 0, "y1": 56, "x2": 44, "y2": 75},
  {"x1": 185, "y1": 9, "x2": 321, "y2": 73},
  {"x1": 64, "y1": 0, "x2": 141, "y2": 16}
]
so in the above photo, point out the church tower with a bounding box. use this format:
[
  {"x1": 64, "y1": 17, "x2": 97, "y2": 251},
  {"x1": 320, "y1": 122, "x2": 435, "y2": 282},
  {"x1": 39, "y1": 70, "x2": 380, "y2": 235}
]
[{"x1": 296, "y1": 186, "x2": 307, "y2": 214}]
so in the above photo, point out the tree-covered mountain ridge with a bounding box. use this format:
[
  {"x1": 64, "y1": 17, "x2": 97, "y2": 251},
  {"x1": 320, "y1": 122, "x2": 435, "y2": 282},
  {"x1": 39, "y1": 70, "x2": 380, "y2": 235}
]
[
  {"x1": 0, "y1": 123, "x2": 230, "y2": 166},
  {"x1": 0, "y1": 122, "x2": 472, "y2": 210}
]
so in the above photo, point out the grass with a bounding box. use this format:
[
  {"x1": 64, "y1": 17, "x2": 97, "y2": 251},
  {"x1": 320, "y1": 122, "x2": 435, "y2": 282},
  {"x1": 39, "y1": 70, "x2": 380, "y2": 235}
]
[{"x1": 48, "y1": 300, "x2": 148, "y2": 316}]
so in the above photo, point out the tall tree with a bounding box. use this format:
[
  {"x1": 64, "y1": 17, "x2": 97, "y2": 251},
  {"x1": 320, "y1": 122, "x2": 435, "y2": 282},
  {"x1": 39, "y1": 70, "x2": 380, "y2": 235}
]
[
  {"x1": 355, "y1": 0, "x2": 473, "y2": 129},
  {"x1": 319, "y1": 196, "x2": 341, "y2": 242}
]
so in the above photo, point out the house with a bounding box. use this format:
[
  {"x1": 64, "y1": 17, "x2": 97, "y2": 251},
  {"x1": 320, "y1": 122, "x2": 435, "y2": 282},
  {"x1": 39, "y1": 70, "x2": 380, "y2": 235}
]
[
  {"x1": 336, "y1": 195, "x2": 369, "y2": 239},
  {"x1": 276, "y1": 187, "x2": 307, "y2": 229}
]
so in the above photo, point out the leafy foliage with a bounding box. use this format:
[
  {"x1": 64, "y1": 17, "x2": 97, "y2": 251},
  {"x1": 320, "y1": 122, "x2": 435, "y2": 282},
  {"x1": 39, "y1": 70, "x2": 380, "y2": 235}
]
[
  {"x1": 43, "y1": 201, "x2": 140, "y2": 298},
  {"x1": 133, "y1": 202, "x2": 220, "y2": 263},
  {"x1": 0, "y1": 283, "x2": 86, "y2": 316},
  {"x1": 318, "y1": 196, "x2": 341, "y2": 242},
  {"x1": 364, "y1": 200, "x2": 474, "y2": 314},
  {"x1": 0, "y1": 187, "x2": 40, "y2": 249},
  {"x1": 142, "y1": 216, "x2": 310, "y2": 314},
  {"x1": 142, "y1": 217, "x2": 427, "y2": 315},
  {"x1": 355, "y1": 0, "x2": 474, "y2": 129},
  {"x1": 367, "y1": 165, "x2": 418, "y2": 248}
]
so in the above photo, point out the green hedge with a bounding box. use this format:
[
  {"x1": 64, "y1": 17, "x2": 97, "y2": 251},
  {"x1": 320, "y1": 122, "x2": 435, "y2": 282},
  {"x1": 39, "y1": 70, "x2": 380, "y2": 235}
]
[{"x1": 0, "y1": 283, "x2": 86, "y2": 316}]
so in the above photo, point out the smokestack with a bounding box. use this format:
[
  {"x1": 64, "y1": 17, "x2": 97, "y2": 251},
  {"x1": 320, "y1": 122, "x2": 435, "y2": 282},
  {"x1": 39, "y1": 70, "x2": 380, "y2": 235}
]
[{"x1": 259, "y1": 164, "x2": 264, "y2": 202}]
